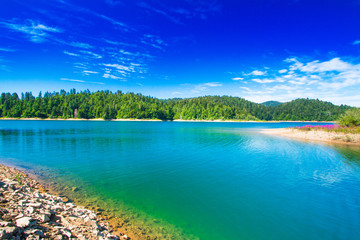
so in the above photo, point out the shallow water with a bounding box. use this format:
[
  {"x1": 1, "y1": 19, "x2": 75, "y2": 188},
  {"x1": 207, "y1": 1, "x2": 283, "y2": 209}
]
[{"x1": 1, "y1": 120, "x2": 360, "y2": 239}]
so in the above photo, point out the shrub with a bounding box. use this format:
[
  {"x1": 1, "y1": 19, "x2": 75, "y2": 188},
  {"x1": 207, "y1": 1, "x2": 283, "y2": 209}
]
[{"x1": 339, "y1": 109, "x2": 360, "y2": 127}]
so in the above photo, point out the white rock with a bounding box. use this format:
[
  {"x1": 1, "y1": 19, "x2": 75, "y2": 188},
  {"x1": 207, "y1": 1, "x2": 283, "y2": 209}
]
[
  {"x1": 29, "y1": 202, "x2": 42, "y2": 208},
  {"x1": 16, "y1": 217, "x2": 33, "y2": 228}
]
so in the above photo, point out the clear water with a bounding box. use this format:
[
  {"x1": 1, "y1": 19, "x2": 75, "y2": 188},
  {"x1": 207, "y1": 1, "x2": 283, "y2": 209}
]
[{"x1": 1, "y1": 120, "x2": 360, "y2": 239}]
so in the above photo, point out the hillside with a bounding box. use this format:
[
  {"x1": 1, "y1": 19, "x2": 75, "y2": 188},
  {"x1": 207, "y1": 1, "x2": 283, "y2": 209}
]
[{"x1": 0, "y1": 90, "x2": 354, "y2": 121}]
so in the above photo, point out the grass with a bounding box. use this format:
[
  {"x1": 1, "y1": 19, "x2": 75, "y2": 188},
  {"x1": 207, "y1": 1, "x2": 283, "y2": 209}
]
[{"x1": 293, "y1": 125, "x2": 360, "y2": 134}]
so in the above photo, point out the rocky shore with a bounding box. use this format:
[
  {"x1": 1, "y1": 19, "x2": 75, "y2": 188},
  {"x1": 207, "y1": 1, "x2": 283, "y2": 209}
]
[{"x1": 0, "y1": 164, "x2": 129, "y2": 240}]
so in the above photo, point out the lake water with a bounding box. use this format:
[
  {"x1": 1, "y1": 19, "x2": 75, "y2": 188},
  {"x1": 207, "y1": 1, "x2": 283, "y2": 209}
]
[{"x1": 1, "y1": 120, "x2": 360, "y2": 239}]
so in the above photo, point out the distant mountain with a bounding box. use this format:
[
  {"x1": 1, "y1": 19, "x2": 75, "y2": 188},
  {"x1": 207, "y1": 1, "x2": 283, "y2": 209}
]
[
  {"x1": 261, "y1": 101, "x2": 283, "y2": 107},
  {"x1": 269, "y1": 98, "x2": 351, "y2": 121}
]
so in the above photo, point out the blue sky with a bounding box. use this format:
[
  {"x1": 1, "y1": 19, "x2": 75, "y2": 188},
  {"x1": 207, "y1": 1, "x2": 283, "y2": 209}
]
[{"x1": 1, "y1": 0, "x2": 360, "y2": 106}]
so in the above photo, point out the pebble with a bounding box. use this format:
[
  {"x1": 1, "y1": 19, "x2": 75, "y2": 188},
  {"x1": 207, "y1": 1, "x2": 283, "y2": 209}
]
[{"x1": 0, "y1": 165, "x2": 126, "y2": 240}]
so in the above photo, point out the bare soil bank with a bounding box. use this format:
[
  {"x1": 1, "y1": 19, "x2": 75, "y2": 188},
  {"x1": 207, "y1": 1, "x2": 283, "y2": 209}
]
[{"x1": 261, "y1": 128, "x2": 360, "y2": 146}]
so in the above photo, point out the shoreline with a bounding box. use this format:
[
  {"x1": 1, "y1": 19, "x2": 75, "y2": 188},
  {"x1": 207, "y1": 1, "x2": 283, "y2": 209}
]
[
  {"x1": 0, "y1": 162, "x2": 195, "y2": 240},
  {"x1": 0, "y1": 117, "x2": 334, "y2": 123},
  {"x1": 261, "y1": 128, "x2": 360, "y2": 146},
  {"x1": 0, "y1": 164, "x2": 127, "y2": 239}
]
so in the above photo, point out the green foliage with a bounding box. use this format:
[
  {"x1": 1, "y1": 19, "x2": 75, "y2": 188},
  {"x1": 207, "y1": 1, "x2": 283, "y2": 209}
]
[
  {"x1": 339, "y1": 109, "x2": 360, "y2": 127},
  {"x1": 0, "y1": 91, "x2": 353, "y2": 121}
]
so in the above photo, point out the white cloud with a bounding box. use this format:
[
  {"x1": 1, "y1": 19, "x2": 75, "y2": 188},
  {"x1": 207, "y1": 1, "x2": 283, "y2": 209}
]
[
  {"x1": 353, "y1": 40, "x2": 360, "y2": 45},
  {"x1": 248, "y1": 70, "x2": 267, "y2": 76},
  {"x1": 79, "y1": 50, "x2": 102, "y2": 59},
  {"x1": 60, "y1": 78, "x2": 85, "y2": 83},
  {"x1": 1, "y1": 19, "x2": 61, "y2": 43},
  {"x1": 63, "y1": 51, "x2": 79, "y2": 57},
  {"x1": 232, "y1": 77, "x2": 244, "y2": 81},
  {"x1": 89, "y1": 81, "x2": 105, "y2": 85},
  {"x1": 83, "y1": 70, "x2": 98, "y2": 75},
  {"x1": 103, "y1": 73, "x2": 125, "y2": 80},
  {"x1": 103, "y1": 63, "x2": 133, "y2": 72},
  {"x1": 236, "y1": 57, "x2": 360, "y2": 106},
  {"x1": 252, "y1": 78, "x2": 279, "y2": 84},
  {"x1": 296, "y1": 58, "x2": 354, "y2": 73}
]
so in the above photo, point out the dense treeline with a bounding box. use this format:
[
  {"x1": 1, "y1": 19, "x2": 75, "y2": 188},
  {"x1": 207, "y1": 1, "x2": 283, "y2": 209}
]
[{"x1": 0, "y1": 89, "x2": 354, "y2": 121}]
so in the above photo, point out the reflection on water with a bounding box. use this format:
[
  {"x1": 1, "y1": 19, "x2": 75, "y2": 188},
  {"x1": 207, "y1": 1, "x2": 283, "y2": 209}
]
[
  {"x1": 1, "y1": 120, "x2": 360, "y2": 240},
  {"x1": 332, "y1": 144, "x2": 360, "y2": 168}
]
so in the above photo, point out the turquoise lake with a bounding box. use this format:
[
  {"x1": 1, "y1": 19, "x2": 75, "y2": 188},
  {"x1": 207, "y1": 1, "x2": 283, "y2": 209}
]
[{"x1": 1, "y1": 120, "x2": 360, "y2": 239}]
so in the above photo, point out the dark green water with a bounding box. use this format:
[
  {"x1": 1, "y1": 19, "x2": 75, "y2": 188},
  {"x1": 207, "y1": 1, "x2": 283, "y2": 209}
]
[{"x1": 1, "y1": 120, "x2": 360, "y2": 239}]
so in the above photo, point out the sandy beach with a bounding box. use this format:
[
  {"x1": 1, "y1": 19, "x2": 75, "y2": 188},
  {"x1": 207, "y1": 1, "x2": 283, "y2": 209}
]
[{"x1": 261, "y1": 128, "x2": 360, "y2": 146}]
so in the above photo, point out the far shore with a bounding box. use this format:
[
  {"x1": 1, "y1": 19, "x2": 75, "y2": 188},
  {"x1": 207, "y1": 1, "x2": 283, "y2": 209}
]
[
  {"x1": 261, "y1": 128, "x2": 360, "y2": 146},
  {"x1": 0, "y1": 117, "x2": 335, "y2": 123}
]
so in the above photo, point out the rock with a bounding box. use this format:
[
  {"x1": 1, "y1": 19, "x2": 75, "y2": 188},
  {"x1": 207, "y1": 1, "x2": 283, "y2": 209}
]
[
  {"x1": 15, "y1": 217, "x2": 33, "y2": 228},
  {"x1": 0, "y1": 226, "x2": 17, "y2": 238},
  {"x1": 0, "y1": 221, "x2": 13, "y2": 227},
  {"x1": 15, "y1": 213, "x2": 24, "y2": 219},
  {"x1": 61, "y1": 229, "x2": 72, "y2": 238},
  {"x1": 26, "y1": 206, "x2": 35, "y2": 214},
  {"x1": 54, "y1": 234, "x2": 64, "y2": 240},
  {"x1": 0, "y1": 165, "x2": 122, "y2": 240},
  {"x1": 29, "y1": 203, "x2": 42, "y2": 208},
  {"x1": 37, "y1": 214, "x2": 50, "y2": 223}
]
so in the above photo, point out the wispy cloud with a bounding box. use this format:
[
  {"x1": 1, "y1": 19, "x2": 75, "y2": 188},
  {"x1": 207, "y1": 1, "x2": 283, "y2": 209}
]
[
  {"x1": 0, "y1": 19, "x2": 61, "y2": 43},
  {"x1": 232, "y1": 77, "x2": 244, "y2": 81},
  {"x1": 79, "y1": 50, "x2": 102, "y2": 59},
  {"x1": 103, "y1": 63, "x2": 134, "y2": 72},
  {"x1": 56, "y1": 0, "x2": 131, "y2": 31},
  {"x1": 63, "y1": 51, "x2": 79, "y2": 57},
  {"x1": 60, "y1": 78, "x2": 85, "y2": 83},
  {"x1": 353, "y1": 40, "x2": 360, "y2": 45},
  {"x1": 83, "y1": 70, "x2": 98, "y2": 75},
  {"x1": 191, "y1": 82, "x2": 222, "y2": 93},
  {"x1": 0, "y1": 47, "x2": 16, "y2": 52},
  {"x1": 141, "y1": 34, "x2": 167, "y2": 50},
  {"x1": 138, "y1": 2, "x2": 181, "y2": 24},
  {"x1": 68, "y1": 42, "x2": 93, "y2": 49},
  {"x1": 103, "y1": 73, "x2": 124, "y2": 80}
]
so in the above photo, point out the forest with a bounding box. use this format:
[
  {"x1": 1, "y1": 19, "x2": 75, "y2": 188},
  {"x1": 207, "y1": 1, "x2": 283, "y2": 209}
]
[{"x1": 0, "y1": 89, "x2": 354, "y2": 121}]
